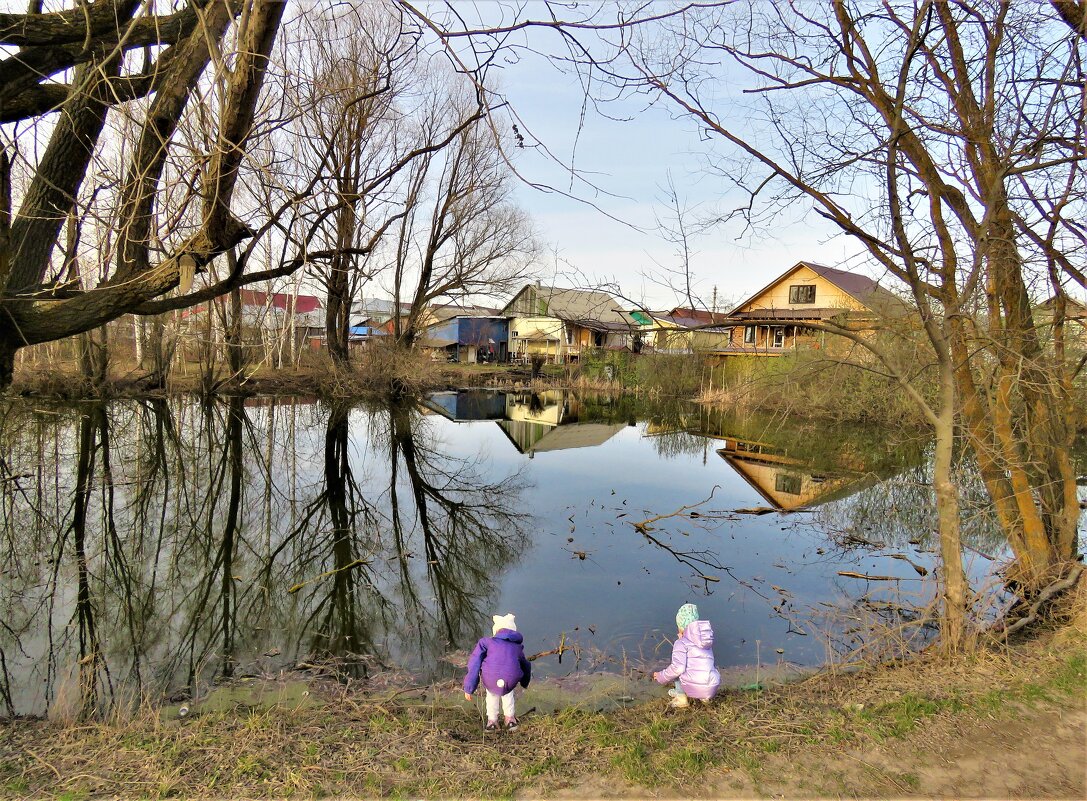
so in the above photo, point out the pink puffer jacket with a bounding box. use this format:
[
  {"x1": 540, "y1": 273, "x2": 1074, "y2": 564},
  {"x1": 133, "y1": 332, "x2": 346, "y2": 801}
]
[{"x1": 655, "y1": 619, "x2": 721, "y2": 700}]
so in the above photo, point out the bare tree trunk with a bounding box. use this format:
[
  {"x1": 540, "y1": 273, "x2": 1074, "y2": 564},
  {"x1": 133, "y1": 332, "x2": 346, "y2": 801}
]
[{"x1": 933, "y1": 361, "x2": 967, "y2": 652}]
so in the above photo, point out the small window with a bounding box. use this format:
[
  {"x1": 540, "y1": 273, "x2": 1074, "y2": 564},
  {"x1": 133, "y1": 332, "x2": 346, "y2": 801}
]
[
  {"x1": 743, "y1": 325, "x2": 756, "y2": 344},
  {"x1": 776, "y1": 473, "x2": 802, "y2": 495},
  {"x1": 772, "y1": 327, "x2": 785, "y2": 348},
  {"x1": 512, "y1": 330, "x2": 518, "y2": 337},
  {"x1": 789, "y1": 284, "x2": 816, "y2": 304}
]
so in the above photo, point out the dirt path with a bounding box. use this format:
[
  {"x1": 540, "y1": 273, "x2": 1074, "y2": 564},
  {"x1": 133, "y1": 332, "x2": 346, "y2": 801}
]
[
  {"x1": 549, "y1": 694, "x2": 1087, "y2": 800},
  {"x1": 725, "y1": 700, "x2": 1085, "y2": 799}
]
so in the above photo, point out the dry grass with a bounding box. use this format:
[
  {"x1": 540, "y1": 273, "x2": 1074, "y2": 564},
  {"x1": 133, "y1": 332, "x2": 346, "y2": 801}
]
[{"x1": 2, "y1": 623, "x2": 1083, "y2": 799}]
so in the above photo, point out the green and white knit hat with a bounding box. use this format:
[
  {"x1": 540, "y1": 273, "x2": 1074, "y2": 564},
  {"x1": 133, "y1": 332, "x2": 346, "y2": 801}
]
[{"x1": 676, "y1": 603, "x2": 699, "y2": 632}]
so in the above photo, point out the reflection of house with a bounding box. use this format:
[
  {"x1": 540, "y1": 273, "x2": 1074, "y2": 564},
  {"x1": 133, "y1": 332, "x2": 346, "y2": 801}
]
[
  {"x1": 498, "y1": 390, "x2": 625, "y2": 455},
  {"x1": 713, "y1": 262, "x2": 901, "y2": 356},
  {"x1": 644, "y1": 307, "x2": 733, "y2": 354},
  {"x1": 421, "y1": 391, "x2": 507, "y2": 421},
  {"x1": 420, "y1": 389, "x2": 627, "y2": 456},
  {"x1": 717, "y1": 436, "x2": 873, "y2": 511},
  {"x1": 502, "y1": 284, "x2": 638, "y2": 363},
  {"x1": 418, "y1": 315, "x2": 509, "y2": 363}
]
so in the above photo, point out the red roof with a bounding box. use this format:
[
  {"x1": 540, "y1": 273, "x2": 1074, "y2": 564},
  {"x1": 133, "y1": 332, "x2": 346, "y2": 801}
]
[{"x1": 239, "y1": 288, "x2": 322, "y2": 313}]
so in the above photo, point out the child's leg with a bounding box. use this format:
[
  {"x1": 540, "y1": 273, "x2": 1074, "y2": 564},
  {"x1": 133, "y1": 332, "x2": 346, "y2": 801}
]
[
  {"x1": 485, "y1": 690, "x2": 501, "y2": 722},
  {"x1": 501, "y1": 690, "x2": 516, "y2": 720}
]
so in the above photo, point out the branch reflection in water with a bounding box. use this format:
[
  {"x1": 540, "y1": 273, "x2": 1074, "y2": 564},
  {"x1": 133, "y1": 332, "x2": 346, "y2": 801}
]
[{"x1": 0, "y1": 395, "x2": 528, "y2": 718}]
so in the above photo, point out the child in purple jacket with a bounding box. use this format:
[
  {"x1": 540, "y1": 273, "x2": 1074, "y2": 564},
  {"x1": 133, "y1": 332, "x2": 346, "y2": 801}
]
[
  {"x1": 653, "y1": 603, "x2": 721, "y2": 707},
  {"x1": 463, "y1": 613, "x2": 531, "y2": 730}
]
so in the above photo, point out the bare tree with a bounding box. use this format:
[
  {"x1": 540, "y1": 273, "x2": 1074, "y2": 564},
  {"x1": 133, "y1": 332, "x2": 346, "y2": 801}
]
[
  {"x1": 402, "y1": 0, "x2": 1085, "y2": 647},
  {"x1": 389, "y1": 98, "x2": 537, "y2": 345},
  {"x1": 0, "y1": 1, "x2": 287, "y2": 385}
]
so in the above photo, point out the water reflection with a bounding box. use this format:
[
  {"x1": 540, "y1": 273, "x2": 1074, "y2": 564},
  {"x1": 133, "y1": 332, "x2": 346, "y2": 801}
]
[
  {"x1": 0, "y1": 395, "x2": 528, "y2": 717},
  {"x1": 0, "y1": 389, "x2": 1049, "y2": 718}
]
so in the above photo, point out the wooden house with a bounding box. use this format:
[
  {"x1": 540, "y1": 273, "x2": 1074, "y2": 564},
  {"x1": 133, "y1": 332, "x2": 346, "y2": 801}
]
[
  {"x1": 714, "y1": 262, "x2": 901, "y2": 356},
  {"x1": 645, "y1": 307, "x2": 733, "y2": 354},
  {"x1": 502, "y1": 284, "x2": 638, "y2": 363}
]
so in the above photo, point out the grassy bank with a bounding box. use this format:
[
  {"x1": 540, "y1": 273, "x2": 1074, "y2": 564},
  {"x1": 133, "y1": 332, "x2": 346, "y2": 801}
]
[{"x1": 3, "y1": 622, "x2": 1083, "y2": 799}]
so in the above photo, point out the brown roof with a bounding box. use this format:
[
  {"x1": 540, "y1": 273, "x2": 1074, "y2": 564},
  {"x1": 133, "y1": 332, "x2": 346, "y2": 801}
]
[{"x1": 662, "y1": 308, "x2": 732, "y2": 326}]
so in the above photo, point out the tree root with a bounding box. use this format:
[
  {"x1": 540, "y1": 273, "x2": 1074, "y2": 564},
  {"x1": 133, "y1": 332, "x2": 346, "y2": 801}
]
[{"x1": 999, "y1": 562, "x2": 1085, "y2": 637}]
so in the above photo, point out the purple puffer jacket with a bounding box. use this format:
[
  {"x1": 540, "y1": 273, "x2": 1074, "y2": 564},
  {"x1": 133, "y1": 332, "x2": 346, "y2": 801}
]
[
  {"x1": 463, "y1": 629, "x2": 531, "y2": 696},
  {"x1": 655, "y1": 619, "x2": 721, "y2": 700}
]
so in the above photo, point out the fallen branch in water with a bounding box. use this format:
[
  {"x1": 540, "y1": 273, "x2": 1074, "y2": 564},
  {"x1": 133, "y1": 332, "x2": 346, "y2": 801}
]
[
  {"x1": 631, "y1": 485, "x2": 720, "y2": 532},
  {"x1": 837, "y1": 571, "x2": 921, "y2": 582},
  {"x1": 528, "y1": 631, "x2": 573, "y2": 662}
]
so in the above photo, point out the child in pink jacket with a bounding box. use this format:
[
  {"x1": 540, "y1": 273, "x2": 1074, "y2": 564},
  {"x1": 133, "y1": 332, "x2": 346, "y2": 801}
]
[{"x1": 653, "y1": 603, "x2": 721, "y2": 707}]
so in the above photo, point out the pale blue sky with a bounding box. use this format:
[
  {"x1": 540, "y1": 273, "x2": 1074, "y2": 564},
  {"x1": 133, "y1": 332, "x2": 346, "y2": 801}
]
[{"x1": 472, "y1": 20, "x2": 865, "y2": 310}]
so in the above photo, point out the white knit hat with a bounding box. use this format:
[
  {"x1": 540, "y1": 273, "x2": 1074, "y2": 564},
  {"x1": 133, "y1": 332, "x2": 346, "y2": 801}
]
[{"x1": 492, "y1": 613, "x2": 517, "y2": 634}]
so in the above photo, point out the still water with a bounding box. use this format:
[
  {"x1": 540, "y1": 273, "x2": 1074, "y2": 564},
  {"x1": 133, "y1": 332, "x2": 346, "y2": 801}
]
[{"x1": 0, "y1": 390, "x2": 1049, "y2": 717}]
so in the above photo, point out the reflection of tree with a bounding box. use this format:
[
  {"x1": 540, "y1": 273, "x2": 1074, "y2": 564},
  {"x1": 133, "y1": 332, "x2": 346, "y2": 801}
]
[
  {"x1": 384, "y1": 400, "x2": 529, "y2": 665},
  {"x1": 0, "y1": 393, "x2": 531, "y2": 715},
  {"x1": 69, "y1": 405, "x2": 110, "y2": 717},
  {"x1": 815, "y1": 454, "x2": 1007, "y2": 558},
  {"x1": 294, "y1": 402, "x2": 384, "y2": 676}
]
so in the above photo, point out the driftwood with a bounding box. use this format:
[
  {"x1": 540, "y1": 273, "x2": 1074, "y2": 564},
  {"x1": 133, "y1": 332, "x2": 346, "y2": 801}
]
[
  {"x1": 837, "y1": 571, "x2": 919, "y2": 582},
  {"x1": 630, "y1": 486, "x2": 720, "y2": 532},
  {"x1": 889, "y1": 553, "x2": 930, "y2": 576},
  {"x1": 1001, "y1": 562, "x2": 1085, "y2": 636},
  {"x1": 527, "y1": 631, "x2": 573, "y2": 662}
]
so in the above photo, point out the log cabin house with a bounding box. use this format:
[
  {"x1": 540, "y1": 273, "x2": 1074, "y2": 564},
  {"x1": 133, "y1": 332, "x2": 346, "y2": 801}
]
[{"x1": 713, "y1": 262, "x2": 902, "y2": 356}]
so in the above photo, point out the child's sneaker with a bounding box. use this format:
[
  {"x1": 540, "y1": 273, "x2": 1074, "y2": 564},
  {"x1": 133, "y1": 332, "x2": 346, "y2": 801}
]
[
  {"x1": 669, "y1": 694, "x2": 690, "y2": 708},
  {"x1": 484, "y1": 719, "x2": 498, "y2": 731},
  {"x1": 504, "y1": 716, "x2": 519, "y2": 731}
]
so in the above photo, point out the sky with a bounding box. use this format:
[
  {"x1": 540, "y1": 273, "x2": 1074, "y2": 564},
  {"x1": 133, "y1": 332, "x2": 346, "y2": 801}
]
[{"x1": 451, "y1": 16, "x2": 867, "y2": 312}]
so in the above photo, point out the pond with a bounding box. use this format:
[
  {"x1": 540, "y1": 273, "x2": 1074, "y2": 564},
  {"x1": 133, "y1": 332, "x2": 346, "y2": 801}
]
[{"x1": 0, "y1": 390, "x2": 1078, "y2": 718}]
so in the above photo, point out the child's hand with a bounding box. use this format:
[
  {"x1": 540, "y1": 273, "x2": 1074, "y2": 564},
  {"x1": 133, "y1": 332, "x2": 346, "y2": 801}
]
[
  {"x1": 652, "y1": 672, "x2": 660, "y2": 682},
  {"x1": 463, "y1": 692, "x2": 472, "y2": 702}
]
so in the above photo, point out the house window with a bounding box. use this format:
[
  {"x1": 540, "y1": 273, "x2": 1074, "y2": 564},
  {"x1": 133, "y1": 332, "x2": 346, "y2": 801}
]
[
  {"x1": 743, "y1": 325, "x2": 756, "y2": 344},
  {"x1": 772, "y1": 327, "x2": 785, "y2": 348},
  {"x1": 776, "y1": 473, "x2": 802, "y2": 495},
  {"x1": 789, "y1": 284, "x2": 816, "y2": 304},
  {"x1": 512, "y1": 330, "x2": 518, "y2": 337}
]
